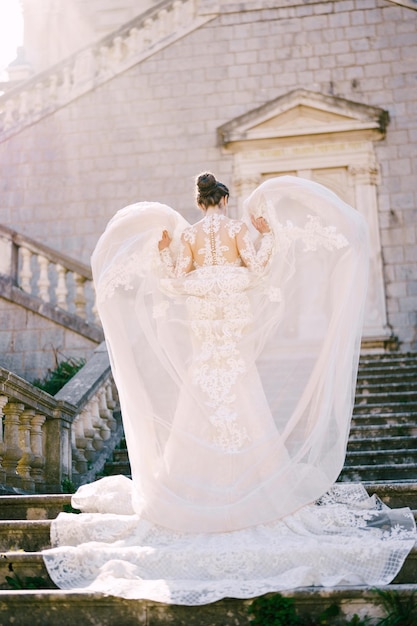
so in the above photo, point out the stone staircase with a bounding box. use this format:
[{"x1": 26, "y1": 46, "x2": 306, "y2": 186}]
[
  {"x1": 340, "y1": 352, "x2": 417, "y2": 483},
  {"x1": 0, "y1": 351, "x2": 416, "y2": 624}
]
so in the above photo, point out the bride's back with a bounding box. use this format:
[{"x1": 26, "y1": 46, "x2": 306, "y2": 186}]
[{"x1": 186, "y1": 214, "x2": 244, "y2": 268}]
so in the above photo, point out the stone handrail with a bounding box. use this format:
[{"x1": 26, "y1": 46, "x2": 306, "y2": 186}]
[
  {"x1": 0, "y1": 223, "x2": 98, "y2": 325},
  {"x1": 0, "y1": 343, "x2": 120, "y2": 494},
  {"x1": 0, "y1": 0, "x2": 215, "y2": 142},
  {"x1": 55, "y1": 342, "x2": 122, "y2": 488}
]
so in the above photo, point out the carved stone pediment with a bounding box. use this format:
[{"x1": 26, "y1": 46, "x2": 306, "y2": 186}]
[
  {"x1": 219, "y1": 89, "x2": 391, "y2": 343},
  {"x1": 218, "y1": 89, "x2": 389, "y2": 148}
]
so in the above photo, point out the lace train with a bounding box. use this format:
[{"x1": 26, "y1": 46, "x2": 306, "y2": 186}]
[{"x1": 43, "y1": 476, "x2": 416, "y2": 606}]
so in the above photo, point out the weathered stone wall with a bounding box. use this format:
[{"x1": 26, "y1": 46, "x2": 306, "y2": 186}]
[
  {"x1": 0, "y1": 298, "x2": 98, "y2": 381},
  {"x1": 0, "y1": 0, "x2": 416, "y2": 348}
]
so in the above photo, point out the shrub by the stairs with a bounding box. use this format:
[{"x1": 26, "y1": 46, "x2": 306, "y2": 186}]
[{"x1": 32, "y1": 354, "x2": 85, "y2": 395}]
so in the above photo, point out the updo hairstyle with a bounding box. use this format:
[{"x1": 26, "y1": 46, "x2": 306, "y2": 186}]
[{"x1": 196, "y1": 172, "x2": 229, "y2": 209}]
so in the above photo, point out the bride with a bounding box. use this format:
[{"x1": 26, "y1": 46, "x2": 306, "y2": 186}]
[{"x1": 43, "y1": 173, "x2": 416, "y2": 605}]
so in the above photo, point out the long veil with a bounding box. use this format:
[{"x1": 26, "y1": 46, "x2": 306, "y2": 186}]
[{"x1": 42, "y1": 176, "x2": 416, "y2": 605}]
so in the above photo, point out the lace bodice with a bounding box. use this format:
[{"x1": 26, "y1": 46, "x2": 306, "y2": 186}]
[{"x1": 160, "y1": 213, "x2": 274, "y2": 277}]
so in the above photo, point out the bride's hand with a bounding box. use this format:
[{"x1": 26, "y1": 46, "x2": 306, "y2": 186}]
[
  {"x1": 251, "y1": 215, "x2": 271, "y2": 234},
  {"x1": 158, "y1": 230, "x2": 172, "y2": 251}
]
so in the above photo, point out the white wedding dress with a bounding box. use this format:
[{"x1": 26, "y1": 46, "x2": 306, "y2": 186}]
[{"x1": 43, "y1": 176, "x2": 416, "y2": 605}]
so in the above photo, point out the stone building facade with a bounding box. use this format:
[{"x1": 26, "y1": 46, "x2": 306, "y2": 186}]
[{"x1": 0, "y1": 0, "x2": 416, "y2": 378}]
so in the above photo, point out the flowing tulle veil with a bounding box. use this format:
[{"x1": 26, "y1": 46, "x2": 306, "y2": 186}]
[{"x1": 42, "y1": 176, "x2": 416, "y2": 605}]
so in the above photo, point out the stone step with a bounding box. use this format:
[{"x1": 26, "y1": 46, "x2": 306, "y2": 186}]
[
  {"x1": 339, "y1": 463, "x2": 417, "y2": 482},
  {"x1": 358, "y1": 363, "x2": 417, "y2": 375},
  {"x1": 0, "y1": 585, "x2": 416, "y2": 626},
  {"x1": 349, "y1": 423, "x2": 417, "y2": 440},
  {"x1": 0, "y1": 493, "x2": 415, "y2": 552},
  {"x1": 0, "y1": 520, "x2": 51, "y2": 551},
  {"x1": 357, "y1": 365, "x2": 417, "y2": 377},
  {"x1": 352, "y1": 403, "x2": 417, "y2": 417},
  {"x1": 345, "y1": 448, "x2": 417, "y2": 467},
  {"x1": 103, "y1": 461, "x2": 131, "y2": 476},
  {"x1": 365, "y1": 481, "x2": 417, "y2": 508},
  {"x1": 1, "y1": 546, "x2": 416, "y2": 593},
  {"x1": 347, "y1": 435, "x2": 417, "y2": 452},
  {"x1": 355, "y1": 380, "x2": 417, "y2": 394},
  {"x1": 112, "y1": 449, "x2": 129, "y2": 463},
  {"x1": 351, "y1": 414, "x2": 416, "y2": 430},
  {"x1": 359, "y1": 353, "x2": 417, "y2": 365},
  {"x1": 0, "y1": 495, "x2": 72, "y2": 521},
  {"x1": 354, "y1": 391, "x2": 417, "y2": 406}
]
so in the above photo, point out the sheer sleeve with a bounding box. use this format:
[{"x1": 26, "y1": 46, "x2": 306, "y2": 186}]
[
  {"x1": 236, "y1": 224, "x2": 274, "y2": 273},
  {"x1": 160, "y1": 234, "x2": 193, "y2": 277}
]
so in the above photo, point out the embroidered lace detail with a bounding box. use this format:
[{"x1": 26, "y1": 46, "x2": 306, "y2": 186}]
[
  {"x1": 159, "y1": 248, "x2": 175, "y2": 276},
  {"x1": 275, "y1": 215, "x2": 349, "y2": 255},
  {"x1": 183, "y1": 228, "x2": 196, "y2": 245},
  {"x1": 185, "y1": 267, "x2": 253, "y2": 452},
  {"x1": 238, "y1": 231, "x2": 274, "y2": 274},
  {"x1": 97, "y1": 252, "x2": 142, "y2": 302},
  {"x1": 160, "y1": 240, "x2": 193, "y2": 278}
]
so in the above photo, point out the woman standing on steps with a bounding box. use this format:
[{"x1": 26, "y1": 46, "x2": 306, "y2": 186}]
[{"x1": 42, "y1": 172, "x2": 416, "y2": 605}]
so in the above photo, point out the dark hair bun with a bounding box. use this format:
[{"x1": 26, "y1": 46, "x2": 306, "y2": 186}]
[{"x1": 197, "y1": 172, "x2": 217, "y2": 196}]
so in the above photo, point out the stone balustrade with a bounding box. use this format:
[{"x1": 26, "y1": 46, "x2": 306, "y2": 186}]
[
  {"x1": 0, "y1": 343, "x2": 121, "y2": 493},
  {"x1": 0, "y1": 0, "x2": 214, "y2": 142},
  {"x1": 0, "y1": 224, "x2": 99, "y2": 326}
]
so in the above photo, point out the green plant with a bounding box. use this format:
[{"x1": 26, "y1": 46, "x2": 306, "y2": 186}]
[
  {"x1": 248, "y1": 594, "x2": 300, "y2": 626},
  {"x1": 62, "y1": 503, "x2": 81, "y2": 514},
  {"x1": 373, "y1": 588, "x2": 417, "y2": 626},
  {"x1": 299, "y1": 604, "x2": 341, "y2": 625},
  {"x1": 5, "y1": 563, "x2": 49, "y2": 590},
  {"x1": 32, "y1": 352, "x2": 85, "y2": 395},
  {"x1": 61, "y1": 477, "x2": 76, "y2": 494},
  {"x1": 247, "y1": 595, "x2": 375, "y2": 626}
]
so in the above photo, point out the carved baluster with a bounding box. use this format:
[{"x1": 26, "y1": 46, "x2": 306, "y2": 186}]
[
  {"x1": 49, "y1": 74, "x2": 58, "y2": 104},
  {"x1": 92, "y1": 297, "x2": 100, "y2": 325},
  {"x1": 184, "y1": 0, "x2": 194, "y2": 19},
  {"x1": 37, "y1": 254, "x2": 50, "y2": 302},
  {"x1": 55, "y1": 264, "x2": 68, "y2": 310},
  {"x1": 0, "y1": 396, "x2": 8, "y2": 484},
  {"x1": 30, "y1": 414, "x2": 46, "y2": 489},
  {"x1": 17, "y1": 409, "x2": 35, "y2": 491},
  {"x1": 74, "y1": 273, "x2": 87, "y2": 318},
  {"x1": 61, "y1": 65, "x2": 72, "y2": 99},
  {"x1": 143, "y1": 18, "x2": 154, "y2": 46},
  {"x1": 172, "y1": 0, "x2": 183, "y2": 29},
  {"x1": 80, "y1": 405, "x2": 96, "y2": 463},
  {"x1": 72, "y1": 415, "x2": 88, "y2": 475},
  {"x1": 104, "y1": 381, "x2": 117, "y2": 431},
  {"x1": 19, "y1": 246, "x2": 33, "y2": 293},
  {"x1": 73, "y1": 49, "x2": 95, "y2": 87},
  {"x1": 3, "y1": 100, "x2": 15, "y2": 130},
  {"x1": 96, "y1": 391, "x2": 111, "y2": 442},
  {"x1": 19, "y1": 91, "x2": 29, "y2": 119},
  {"x1": 3, "y1": 402, "x2": 24, "y2": 487},
  {"x1": 127, "y1": 27, "x2": 141, "y2": 55},
  {"x1": 112, "y1": 37, "x2": 124, "y2": 64},
  {"x1": 89, "y1": 395, "x2": 106, "y2": 449},
  {"x1": 99, "y1": 46, "x2": 110, "y2": 76},
  {"x1": 33, "y1": 83, "x2": 43, "y2": 113},
  {"x1": 157, "y1": 9, "x2": 168, "y2": 39}
]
